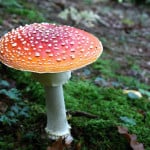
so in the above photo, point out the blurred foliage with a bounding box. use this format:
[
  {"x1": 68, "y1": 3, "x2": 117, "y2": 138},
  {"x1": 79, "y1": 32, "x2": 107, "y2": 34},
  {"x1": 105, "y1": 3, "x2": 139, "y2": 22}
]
[
  {"x1": 7, "y1": 8, "x2": 45, "y2": 22},
  {"x1": 92, "y1": 58, "x2": 149, "y2": 90},
  {"x1": 116, "y1": 0, "x2": 150, "y2": 5},
  {"x1": 58, "y1": 7, "x2": 100, "y2": 27},
  {"x1": 0, "y1": 18, "x2": 3, "y2": 25},
  {"x1": 0, "y1": 0, "x2": 45, "y2": 22},
  {"x1": 0, "y1": 80, "x2": 29, "y2": 126},
  {"x1": 0, "y1": 0, "x2": 21, "y2": 8}
]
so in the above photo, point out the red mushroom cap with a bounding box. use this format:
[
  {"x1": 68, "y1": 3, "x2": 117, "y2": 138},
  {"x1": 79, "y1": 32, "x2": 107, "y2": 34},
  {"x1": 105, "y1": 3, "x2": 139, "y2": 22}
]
[{"x1": 0, "y1": 23, "x2": 103, "y2": 73}]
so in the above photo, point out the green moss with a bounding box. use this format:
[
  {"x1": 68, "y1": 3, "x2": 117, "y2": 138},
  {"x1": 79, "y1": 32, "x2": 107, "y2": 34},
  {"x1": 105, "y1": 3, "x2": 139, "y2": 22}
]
[
  {"x1": 92, "y1": 58, "x2": 120, "y2": 79},
  {"x1": 65, "y1": 80, "x2": 150, "y2": 149},
  {"x1": 92, "y1": 56, "x2": 149, "y2": 90},
  {"x1": 71, "y1": 120, "x2": 130, "y2": 150},
  {"x1": 7, "y1": 8, "x2": 45, "y2": 22},
  {"x1": 1, "y1": 65, "x2": 150, "y2": 149},
  {"x1": 117, "y1": 75, "x2": 149, "y2": 89},
  {"x1": 0, "y1": 0, "x2": 45, "y2": 23},
  {"x1": 65, "y1": 80, "x2": 142, "y2": 120},
  {"x1": 0, "y1": 0, "x2": 21, "y2": 8}
]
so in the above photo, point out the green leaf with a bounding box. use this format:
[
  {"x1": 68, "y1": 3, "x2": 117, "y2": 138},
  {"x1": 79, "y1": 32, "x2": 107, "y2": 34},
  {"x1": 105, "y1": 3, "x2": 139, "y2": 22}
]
[
  {"x1": 0, "y1": 0, "x2": 21, "y2": 8},
  {"x1": 128, "y1": 92, "x2": 140, "y2": 99},
  {"x1": 139, "y1": 89, "x2": 150, "y2": 97},
  {"x1": 0, "y1": 88, "x2": 21, "y2": 100},
  {"x1": 10, "y1": 118, "x2": 18, "y2": 124},
  {"x1": 11, "y1": 105, "x2": 19, "y2": 114},
  {"x1": 0, "y1": 115, "x2": 11, "y2": 125},
  {"x1": 7, "y1": 111, "x2": 15, "y2": 117},
  {"x1": 120, "y1": 116, "x2": 136, "y2": 126},
  {"x1": 0, "y1": 80, "x2": 10, "y2": 87}
]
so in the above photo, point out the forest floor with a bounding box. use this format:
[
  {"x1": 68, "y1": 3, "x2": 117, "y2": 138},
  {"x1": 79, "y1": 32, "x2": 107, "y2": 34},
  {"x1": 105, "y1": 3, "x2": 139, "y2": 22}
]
[{"x1": 0, "y1": 0, "x2": 150, "y2": 150}]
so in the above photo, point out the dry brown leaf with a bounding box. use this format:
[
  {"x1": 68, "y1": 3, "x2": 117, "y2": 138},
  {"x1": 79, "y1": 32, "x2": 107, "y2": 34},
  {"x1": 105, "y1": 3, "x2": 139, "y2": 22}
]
[
  {"x1": 75, "y1": 142, "x2": 81, "y2": 150},
  {"x1": 47, "y1": 138, "x2": 64, "y2": 150},
  {"x1": 118, "y1": 126, "x2": 128, "y2": 134},
  {"x1": 118, "y1": 126, "x2": 145, "y2": 150},
  {"x1": 47, "y1": 138, "x2": 81, "y2": 150}
]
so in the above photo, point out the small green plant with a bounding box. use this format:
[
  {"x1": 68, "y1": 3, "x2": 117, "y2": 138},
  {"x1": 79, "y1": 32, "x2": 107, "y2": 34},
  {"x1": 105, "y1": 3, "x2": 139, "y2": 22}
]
[
  {"x1": 0, "y1": 0, "x2": 21, "y2": 8},
  {"x1": 7, "y1": 8, "x2": 45, "y2": 22},
  {"x1": 0, "y1": 80, "x2": 29, "y2": 126},
  {"x1": 0, "y1": 0, "x2": 45, "y2": 22},
  {"x1": 116, "y1": 0, "x2": 150, "y2": 5}
]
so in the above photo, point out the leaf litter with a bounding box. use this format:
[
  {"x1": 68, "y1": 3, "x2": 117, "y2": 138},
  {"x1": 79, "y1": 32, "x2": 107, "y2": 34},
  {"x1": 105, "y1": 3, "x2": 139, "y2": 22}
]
[
  {"x1": 47, "y1": 138, "x2": 81, "y2": 150},
  {"x1": 118, "y1": 126, "x2": 145, "y2": 150}
]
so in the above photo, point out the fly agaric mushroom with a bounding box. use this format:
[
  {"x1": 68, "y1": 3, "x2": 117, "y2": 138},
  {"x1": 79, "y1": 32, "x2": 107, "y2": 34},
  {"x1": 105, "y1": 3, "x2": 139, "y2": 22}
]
[{"x1": 0, "y1": 23, "x2": 103, "y2": 142}]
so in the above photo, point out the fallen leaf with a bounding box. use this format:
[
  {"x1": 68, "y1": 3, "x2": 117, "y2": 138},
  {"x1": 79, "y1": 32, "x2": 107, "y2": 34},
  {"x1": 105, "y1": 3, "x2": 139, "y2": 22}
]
[
  {"x1": 123, "y1": 90, "x2": 142, "y2": 99},
  {"x1": 47, "y1": 138, "x2": 81, "y2": 150},
  {"x1": 118, "y1": 126, "x2": 145, "y2": 150},
  {"x1": 75, "y1": 142, "x2": 81, "y2": 150},
  {"x1": 118, "y1": 126, "x2": 128, "y2": 134},
  {"x1": 47, "y1": 138, "x2": 64, "y2": 150}
]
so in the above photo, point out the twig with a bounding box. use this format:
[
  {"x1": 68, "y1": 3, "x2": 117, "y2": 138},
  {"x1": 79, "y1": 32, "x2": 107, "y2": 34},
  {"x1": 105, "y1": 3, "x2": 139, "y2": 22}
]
[{"x1": 67, "y1": 110, "x2": 99, "y2": 119}]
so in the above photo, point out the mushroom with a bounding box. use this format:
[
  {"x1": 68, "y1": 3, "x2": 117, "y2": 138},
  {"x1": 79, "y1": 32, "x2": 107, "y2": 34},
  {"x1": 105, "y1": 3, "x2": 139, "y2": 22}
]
[{"x1": 0, "y1": 23, "x2": 103, "y2": 142}]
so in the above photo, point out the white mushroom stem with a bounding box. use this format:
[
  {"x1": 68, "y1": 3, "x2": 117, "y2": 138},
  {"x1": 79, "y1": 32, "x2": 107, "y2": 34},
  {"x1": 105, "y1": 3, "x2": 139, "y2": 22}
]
[
  {"x1": 33, "y1": 71, "x2": 73, "y2": 143},
  {"x1": 44, "y1": 85, "x2": 71, "y2": 139}
]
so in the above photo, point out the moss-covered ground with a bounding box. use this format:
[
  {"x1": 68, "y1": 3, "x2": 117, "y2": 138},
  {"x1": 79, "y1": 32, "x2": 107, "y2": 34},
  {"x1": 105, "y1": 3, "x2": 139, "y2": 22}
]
[
  {"x1": 0, "y1": 0, "x2": 150, "y2": 149},
  {"x1": 0, "y1": 56, "x2": 149, "y2": 149}
]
